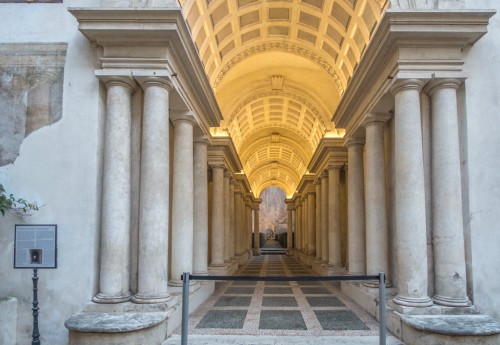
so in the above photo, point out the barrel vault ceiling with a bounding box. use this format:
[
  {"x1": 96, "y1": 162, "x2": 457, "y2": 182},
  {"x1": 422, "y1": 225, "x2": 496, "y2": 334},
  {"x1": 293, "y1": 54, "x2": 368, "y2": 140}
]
[{"x1": 179, "y1": 0, "x2": 388, "y2": 197}]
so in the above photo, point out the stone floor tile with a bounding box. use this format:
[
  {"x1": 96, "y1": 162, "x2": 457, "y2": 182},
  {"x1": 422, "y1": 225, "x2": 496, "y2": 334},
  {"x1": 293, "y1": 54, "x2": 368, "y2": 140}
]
[
  {"x1": 306, "y1": 296, "x2": 345, "y2": 307},
  {"x1": 196, "y1": 310, "x2": 248, "y2": 329},
  {"x1": 263, "y1": 287, "x2": 293, "y2": 294},
  {"x1": 262, "y1": 297, "x2": 298, "y2": 307},
  {"x1": 215, "y1": 296, "x2": 253, "y2": 307},
  {"x1": 259, "y1": 310, "x2": 307, "y2": 330},
  {"x1": 314, "y1": 310, "x2": 370, "y2": 331},
  {"x1": 300, "y1": 287, "x2": 332, "y2": 295},
  {"x1": 225, "y1": 287, "x2": 255, "y2": 294}
]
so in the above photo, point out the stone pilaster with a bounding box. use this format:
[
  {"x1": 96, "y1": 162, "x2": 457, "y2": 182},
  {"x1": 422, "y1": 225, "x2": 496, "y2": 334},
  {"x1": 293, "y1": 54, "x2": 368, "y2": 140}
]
[
  {"x1": 363, "y1": 114, "x2": 391, "y2": 285},
  {"x1": 391, "y1": 79, "x2": 432, "y2": 307},
  {"x1": 229, "y1": 180, "x2": 236, "y2": 260},
  {"x1": 426, "y1": 79, "x2": 471, "y2": 307},
  {"x1": 193, "y1": 135, "x2": 209, "y2": 276},
  {"x1": 345, "y1": 138, "x2": 366, "y2": 275},
  {"x1": 169, "y1": 113, "x2": 196, "y2": 286},
  {"x1": 132, "y1": 76, "x2": 172, "y2": 303},
  {"x1": 93, "y1": 75, "x2": 136, "y2": 303},
  {"x1": 286, "y1": 200, "x2": 294, "y2": 254}
]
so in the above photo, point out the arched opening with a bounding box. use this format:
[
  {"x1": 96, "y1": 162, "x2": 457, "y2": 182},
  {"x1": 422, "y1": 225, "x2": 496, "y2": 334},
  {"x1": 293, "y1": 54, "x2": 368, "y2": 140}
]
[{"x1": 259, "y1": 186, "x2": 288, "y2": 253}]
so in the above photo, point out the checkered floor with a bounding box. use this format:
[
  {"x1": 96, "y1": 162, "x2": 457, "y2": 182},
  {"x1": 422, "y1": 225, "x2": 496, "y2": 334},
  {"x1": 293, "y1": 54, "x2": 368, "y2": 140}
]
[{"x1": 183, "y1": 255, "x2": 381, "y2": 336}]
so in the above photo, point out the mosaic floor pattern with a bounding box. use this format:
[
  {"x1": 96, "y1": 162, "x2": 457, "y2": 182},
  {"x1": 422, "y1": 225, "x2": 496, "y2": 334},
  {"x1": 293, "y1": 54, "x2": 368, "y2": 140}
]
[{"x1": 183, "y1": 255, "x2": 384, "y2": 336}]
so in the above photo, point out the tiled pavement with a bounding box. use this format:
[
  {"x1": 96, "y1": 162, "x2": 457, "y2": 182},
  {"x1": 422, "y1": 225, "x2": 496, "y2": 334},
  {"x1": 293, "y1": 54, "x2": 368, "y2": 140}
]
[{"x1": 168, "y1": 255, "x2": 404, "y2": 344}]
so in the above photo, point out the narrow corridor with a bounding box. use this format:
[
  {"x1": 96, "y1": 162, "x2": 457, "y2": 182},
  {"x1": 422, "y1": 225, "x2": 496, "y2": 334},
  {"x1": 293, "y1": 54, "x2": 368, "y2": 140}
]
[{"x1": 165, "y1": 255, "x2": 404, "y2": 344}]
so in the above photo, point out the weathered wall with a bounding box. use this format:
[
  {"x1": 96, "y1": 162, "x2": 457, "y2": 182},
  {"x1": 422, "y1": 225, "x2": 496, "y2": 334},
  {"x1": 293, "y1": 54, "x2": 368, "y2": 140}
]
[
  {"x1": 0, "y1": 1, "x2": 102, "y2": 344},
  {"x1": 462, "y1": 0, "x2": 500, "y2": 320}
]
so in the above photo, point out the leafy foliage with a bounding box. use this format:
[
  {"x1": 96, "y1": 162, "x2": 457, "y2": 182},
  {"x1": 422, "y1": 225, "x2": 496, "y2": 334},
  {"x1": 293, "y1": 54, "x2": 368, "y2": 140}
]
[{"x1": 0, "y1": 183, "x2": 39, "y2": 217}]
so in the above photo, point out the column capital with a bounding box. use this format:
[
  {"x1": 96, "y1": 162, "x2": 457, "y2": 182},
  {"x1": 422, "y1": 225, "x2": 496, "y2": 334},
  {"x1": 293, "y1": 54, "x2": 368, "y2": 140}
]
[
  {"x1": 96, "y1": 72, "x2": 137, "y2": 92},
  {"x1": 194, "y1": 134, "x2": 210, "y2": 146},
  {"x1": 170, "y1": 111, "x2": 196, "y2": 126},
  {"x1": 224, "y1": 171, "x2": 232, "y2": 178},
  {"x1": 135, "y1": 75, "x2": 173, "y2": 92},
  {"x1": 424, "y1": 78, "x2": 462, "y2": 96},
  {"x1": 390, "y1": 78, "x2": 425, "y2": 96},
  {"x1": 362, "y1": 112, "x2": 392, "y2": 127},
  {"x1": 344, "y1": 137, "x2": 365, "y2": 148},
  {"x1": 327, "y1": 163, "x2": 343, "y2": 171}
]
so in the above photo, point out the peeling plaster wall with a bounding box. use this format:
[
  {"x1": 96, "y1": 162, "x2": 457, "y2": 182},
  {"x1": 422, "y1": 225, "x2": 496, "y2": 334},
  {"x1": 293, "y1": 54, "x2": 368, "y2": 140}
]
[
  {"x1": 0, "y1": 1, "x2": 102, "y2": 344},
  {"x1": 461, "y1": 0, "x2": 500, "y2": 321}
]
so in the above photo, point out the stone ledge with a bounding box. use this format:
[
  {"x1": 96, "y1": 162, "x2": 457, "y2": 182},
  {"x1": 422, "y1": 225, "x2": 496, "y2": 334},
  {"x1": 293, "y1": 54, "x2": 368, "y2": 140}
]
[
  {"x1": 401, "y1": 314, "x2": 500, "y2": 336},
  {"x1": 65, "y1": 311, "x2": 168, "y2": 333}
]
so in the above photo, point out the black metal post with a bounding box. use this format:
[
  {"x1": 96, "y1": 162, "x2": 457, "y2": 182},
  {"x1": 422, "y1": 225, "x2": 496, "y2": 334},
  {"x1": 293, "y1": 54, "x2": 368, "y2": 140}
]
[
  {"x1": 32, "y1": 268, "x2": 40, "y2": 345},
  {"x1": 181, "y1": 272, "x2": 190, "y2": 345},
  {"x1": 379, "y1": 272, "x2": 386, "y2": 345}
]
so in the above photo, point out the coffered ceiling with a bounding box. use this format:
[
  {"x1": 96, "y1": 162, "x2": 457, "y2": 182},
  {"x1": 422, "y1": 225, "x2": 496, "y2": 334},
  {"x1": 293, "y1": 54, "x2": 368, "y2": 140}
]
[{"x1": 180, "y1": 0, "x2": 388, "y2": 197}]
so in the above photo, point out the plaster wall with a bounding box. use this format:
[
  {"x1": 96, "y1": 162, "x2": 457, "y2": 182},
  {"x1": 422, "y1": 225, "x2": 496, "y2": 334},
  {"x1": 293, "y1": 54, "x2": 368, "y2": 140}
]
[
  {"x1": 0, "y1": 1, "x2": 103, "y2": 344},
  {"x1": 461, "y1": 0, "x2": 500, "y2": 321}
]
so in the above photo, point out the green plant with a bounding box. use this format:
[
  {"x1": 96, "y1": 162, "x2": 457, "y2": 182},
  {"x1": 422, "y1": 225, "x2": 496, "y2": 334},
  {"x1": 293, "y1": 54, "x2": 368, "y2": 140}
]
[{"x1": 0, "y1": 183, "x2": 39, "y2": 217}]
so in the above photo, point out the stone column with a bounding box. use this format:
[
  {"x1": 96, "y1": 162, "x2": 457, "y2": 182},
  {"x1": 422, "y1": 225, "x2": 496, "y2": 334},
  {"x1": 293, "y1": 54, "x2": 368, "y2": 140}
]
[
  {"x1": 253, "y1": 203, "x2": 261, "y2": 255},
  {"x1": 391, "y1": 79, "x2": 433, "y2": 307},
  {"x1": 209, "y1": 165, "x2": 226, "y2": 268},
  {"x1": 295, "y1": 203, "x2": 302, "y2": 254},
  {"x1": 328, "y1": 166, "x2": 342, "y2": 269},
  {"x1": 246, "y1": 200, "x2": 252, "y2": 254},
  {"x1": 234, "y1": 190, "x2": 242, "y2": 257},
  {"x1": 321, "y1": 172, "x2": 329, "y2": 264},
  {"x1": 170, "y1": 113, "x2": 196, "y2": 286},
  {"x1": 303, "y1": 195, "x2": 309, "y2": 254},
  {"x1": 364, "y1": 115, "x2": 390, "y2": 284},
  {"x1": 427, "y1": 79, "x2": 470, "y2": 306},
  {"x1": 315, "y1": 180, "x2": 322, "y2": 262},
  {"x1": 345, "y1": 139, "x2": 366, "y2": 275},
  {"x1": 224, "y1": 172, "x2": 231, "y2": 263},
  {"x1": 94, "y1": 75, "x2": 135, "y2": 303},
  {"x1": 26, "y1": 69, "x2": 54, "y2": 135},
  {"x1": 286, "y1": 201, "x2": 293, "y2": 253},
  {"x1": 229, "y1": 180, "x2": 236, "y2": 260},
  {"x1": 307, "y1": 191, "x2": 316, "y2": 257},
  {"x1": 132, "y1": 77, "x2": 172, "y2": 303},
  {"x1": 193, "y1": 135, "x2": 209, "y2": 275}
]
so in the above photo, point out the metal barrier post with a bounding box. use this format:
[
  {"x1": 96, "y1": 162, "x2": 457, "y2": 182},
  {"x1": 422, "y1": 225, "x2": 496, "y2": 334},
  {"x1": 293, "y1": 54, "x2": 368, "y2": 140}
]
[
  {"x1": 181, "y1": 272, "x2": 190, "y2": 345},
  {"x1": 379, "y1": 272, "x2": 386, "y2": 345}
]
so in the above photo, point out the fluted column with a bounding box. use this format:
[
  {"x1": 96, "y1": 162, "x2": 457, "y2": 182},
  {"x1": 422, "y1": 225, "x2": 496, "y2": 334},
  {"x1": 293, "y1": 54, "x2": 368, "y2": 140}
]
[
  {"x1": 210, "y1": 165, "x2": 226, "y2": 268},
  {"x1": 94, "y1": 76, "x2": 135, "y2": 303},
  {"x1": 321, "y1": 173, "x2": 329, "y2": 264},
  {"x1": 229, "y1": 180, "x2": 236, "y2": 260},
  {"x1": 364, "y1": 115, "x2": 390, "y2": 284},
  {"x1": 169, "y1": 113, "x2": 196, "y2": 286},
  {"x1": 253, "y1": 203, "x2": 261, "y2": 255},
  {"x1": 427, "y1": 79, "x2": 470, "y2": 307},
  {"x1": 328, "y1": 165, "x2": 342, "y2": 268},
  {"x1": 391, "y1": 79, "x2": 432, "y2": 307},
  {"x1": 224, "y1": 172, "x2": 231, "y2": 263},
  {"x1": 307, "y1": 191, "x2": 316, "y2": 257},
  {"x1": 345, "y1": 139, "x2": 366, "y2": 275},
  {"x1": 133, "y1": 77, "x2": 172, "y2": 303},
  {"x1": 193, "y1": 135, "x2": 209, "y2": 275},
  {"x1": 315, "y1": 180, "x2": 322, "y2": 262}
]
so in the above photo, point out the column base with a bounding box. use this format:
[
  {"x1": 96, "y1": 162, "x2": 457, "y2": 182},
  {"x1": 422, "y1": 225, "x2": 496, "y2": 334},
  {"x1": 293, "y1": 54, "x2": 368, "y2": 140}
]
[
  {"x1": 324, "y1": 265, "x2": 347, "y2": 276},
  {"x1": 131, "y1": 293, "x2": 172, "y2": 304},
  {"x1": 192, "y1": 270, "x2": 209, "y2": 276},
  {"x1": 92, "y1": 291, "x2": 132, "y2": 304},
  {"x1": 253, "y1": 248, "x2": 261, "y2": 256},
  {"x1": 393, "y1": 294, "x2": 434, "y2": 308},
  {"x1": 432, "y1": 294, "x2": 472, "y2": 307}
]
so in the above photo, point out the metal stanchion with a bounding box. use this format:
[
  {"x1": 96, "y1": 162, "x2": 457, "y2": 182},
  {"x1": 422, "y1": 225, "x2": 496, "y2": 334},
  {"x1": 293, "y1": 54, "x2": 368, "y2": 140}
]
[
  {"x1": 379, "y1": 272, "x2": 386, "y2": 345},
  {"x1": 181, "y1": 272, "x2": 190, "y2": 345},
  {"x1": 32, "y1": 268, "x2": 40, "y2": 345}
]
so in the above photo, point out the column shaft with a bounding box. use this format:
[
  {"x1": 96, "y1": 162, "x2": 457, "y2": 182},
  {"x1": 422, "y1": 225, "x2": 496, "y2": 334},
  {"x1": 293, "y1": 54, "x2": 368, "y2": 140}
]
[
  {"x1": 224, "y1": 173, "x2": 231, "y2": 263},
  {"x1": 307, "y1": 192, "x2": 316, "y2": 256},
  {"x1": 210, "y1": 166, "x2": 225, "y2": 267},
  {"x1": 346, "y1": 141, "x2": 366, "y2": 275},
  {"x1": 328, "y1": 167, "x2": 342, "y2": 267},
  {"x1": 392, "y1": 80, "x2": 432, "y2": 307},
  {"x1": 229, "y1": 181, "x2": 235, "y2": 259},
  {"x1": 170, "y1": 116, "x2": 195, "y2": 286},
  {"x1": 321, "y1": 174, "x2": 329, "y2": 263},
  {"x1": 364, "y1": 119, "x2": 390, "y2": 281},
  {"x1": 193, "y1": 138, "x2": 209, "y2": 275},
  {"x1": 315, "y1": 182, "x2": 322, "y2": 261},
  {"x1": 133, "y1": 78, "x2": 171, "y2": 302},
  {"x1": 254, "y1": 207, "x2": 260, "y2": 255},
  {"x1": 94, "y1": 78, "x2": 134, "y2": 303},
  {"x1": 287, "y1": 206, "x2": 293, "y2": 252},
  {"x1": 429, "y1": 80, "x2": 470, "y2": 306}
]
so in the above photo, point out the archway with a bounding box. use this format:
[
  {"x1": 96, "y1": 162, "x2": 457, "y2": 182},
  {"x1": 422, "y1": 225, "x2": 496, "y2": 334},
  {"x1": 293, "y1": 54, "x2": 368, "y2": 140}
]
[{"x1": 259, "y1": 186, "x2": 288, "y2": 252}]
